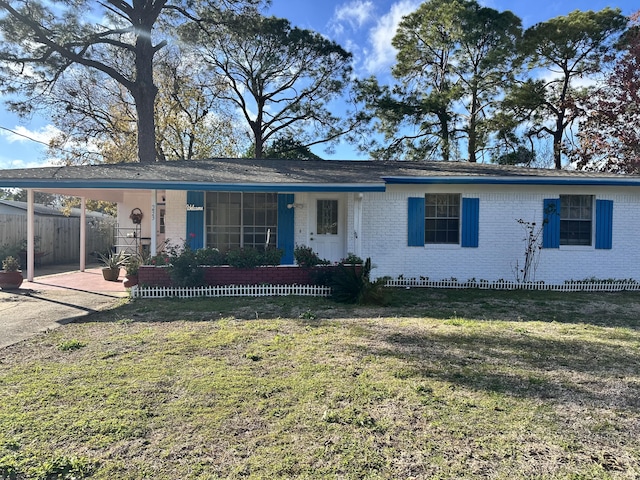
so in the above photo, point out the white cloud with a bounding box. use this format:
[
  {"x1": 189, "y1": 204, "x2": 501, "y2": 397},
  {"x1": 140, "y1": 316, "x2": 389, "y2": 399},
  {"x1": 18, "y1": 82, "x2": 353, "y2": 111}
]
[
  {"x1": 0, "y1": 156, "x2": 57, "y2": 170},
  {"x1": 333, "y1": 0, "x2": 374, "y2": 30},
  {"x1": 0, "y1": 124, "x2": 61, "y2": 146},
  {"x1": 363, "y1": 0, "x2": 421, "y2": 74}
]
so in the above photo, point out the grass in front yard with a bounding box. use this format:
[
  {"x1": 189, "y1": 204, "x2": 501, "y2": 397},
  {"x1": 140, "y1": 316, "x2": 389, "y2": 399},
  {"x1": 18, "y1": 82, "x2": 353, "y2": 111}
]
[{"x1": 1, "y1": 289, "x2": 639, "y2": 479}]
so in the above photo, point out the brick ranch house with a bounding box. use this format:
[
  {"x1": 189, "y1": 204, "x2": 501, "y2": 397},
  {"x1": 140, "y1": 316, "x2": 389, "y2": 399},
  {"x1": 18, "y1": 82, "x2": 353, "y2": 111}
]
[{"x1": 0, "y1": 158, "x2": 638, "y2": 284}]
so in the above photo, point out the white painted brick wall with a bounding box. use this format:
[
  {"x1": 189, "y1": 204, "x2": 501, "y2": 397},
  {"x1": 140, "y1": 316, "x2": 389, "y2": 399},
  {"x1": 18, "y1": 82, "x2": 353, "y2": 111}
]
[
  {"x1": 119, "y1": 191, "x2": 152, "y2": 237},
  {"x1": 164, "y1": 190, "x2": 186, "y2": 250},
  {"x1": 360, "y1": 185, "x2": 640, "y2": 283},
  {"x1": 158, "y1": 185, "x2": 640, "y2": 283}
]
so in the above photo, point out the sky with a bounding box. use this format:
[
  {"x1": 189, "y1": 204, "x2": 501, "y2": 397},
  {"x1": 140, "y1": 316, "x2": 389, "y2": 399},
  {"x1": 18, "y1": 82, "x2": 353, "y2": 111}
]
[{"x1": 0, "y1": 0, "x2": 638, "y2": 169}]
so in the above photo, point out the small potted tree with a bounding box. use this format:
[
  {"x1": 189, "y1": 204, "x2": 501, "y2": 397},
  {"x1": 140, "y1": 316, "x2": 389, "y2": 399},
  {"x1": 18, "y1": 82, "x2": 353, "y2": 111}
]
[
  {"x1": 0, "y1": 256, "x2": 23, "y2": 290},
  {"x1": 123, "y1": 255, "x2": 141, "y2": 288},
  {"x1": 98, "y1": 250, "x2": 127, "y2": 282}
]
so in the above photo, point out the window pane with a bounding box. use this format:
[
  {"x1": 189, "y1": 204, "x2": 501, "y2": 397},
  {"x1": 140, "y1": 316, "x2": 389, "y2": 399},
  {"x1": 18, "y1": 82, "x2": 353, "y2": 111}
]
[
  {"x1": 317, "y1": 200, "x2": 338, "y2": 235},
  {"x1": 206, "y1": 192, "x2": 279, "y2": 251},
  {"x1": 560, "y1": 195, "x2": 592, "y2": 246},
  {"x1": 424, "y1": 194, "x2": 460, "y2": 244}
]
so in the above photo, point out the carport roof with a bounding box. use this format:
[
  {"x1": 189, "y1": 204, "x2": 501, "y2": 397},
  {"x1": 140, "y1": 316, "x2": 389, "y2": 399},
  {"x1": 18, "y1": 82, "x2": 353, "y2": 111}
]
[{"x1": 1, "y1": 158, "x2": 640, "y2": 191}]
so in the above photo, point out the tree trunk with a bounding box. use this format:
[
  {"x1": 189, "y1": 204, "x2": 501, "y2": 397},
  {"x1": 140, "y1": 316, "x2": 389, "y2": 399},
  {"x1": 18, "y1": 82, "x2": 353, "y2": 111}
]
[
  {"x1": 553, "y1": 111, "x2": 564, "y2": 169},
  {"x1": 438, "y1": 111, "x2": 450, "y2": 162},
  {"x1": 133, "y1": 25, "x2": 159, "y2": 164},
  {"x1": 468, "y1": 89, "x2": 479, "y2": 163}
]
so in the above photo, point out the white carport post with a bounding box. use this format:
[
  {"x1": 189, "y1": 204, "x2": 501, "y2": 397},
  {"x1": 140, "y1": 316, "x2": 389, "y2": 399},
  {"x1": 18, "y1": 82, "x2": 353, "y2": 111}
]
[
  {"x1": 26, "y1": 189, "x2": 35, "y2": 281},
  {"x1": 151, "y1": 189, "x2": 157, "y2": 256},
  {"x1": 80, "y1": 197, "x2": 86, "y2": 272}
]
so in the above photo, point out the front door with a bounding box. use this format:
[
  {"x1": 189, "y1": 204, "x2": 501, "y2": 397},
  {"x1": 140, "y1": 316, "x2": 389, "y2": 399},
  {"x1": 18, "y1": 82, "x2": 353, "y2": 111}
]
[{"x1": 309, "y1": 195, "x2": 346, "y2": 262}]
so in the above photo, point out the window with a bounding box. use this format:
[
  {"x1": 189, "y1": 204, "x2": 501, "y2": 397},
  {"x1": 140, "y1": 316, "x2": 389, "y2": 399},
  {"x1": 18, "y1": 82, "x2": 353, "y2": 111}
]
[
  {"x1": 159, "y1": 208, "x2": 166, "y2": 234},
  {"x1": 316, "y1": 199, "x2": 338, "y2": 235},
  {"x1": 205, "y1": 192, "x2": 278, "y2": 252},
  {"x1": 560, "y1": 195, "x2": 592, "y2": 246},
  {"x1": 425, "y1": 194, "x2": 460, "y2": 244}
]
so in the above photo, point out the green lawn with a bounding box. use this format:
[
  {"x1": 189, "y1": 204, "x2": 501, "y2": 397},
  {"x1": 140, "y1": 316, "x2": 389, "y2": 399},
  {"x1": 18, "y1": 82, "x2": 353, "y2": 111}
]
[{"x1": 1, "y1": 289, "x2": 639, "y2": 479}]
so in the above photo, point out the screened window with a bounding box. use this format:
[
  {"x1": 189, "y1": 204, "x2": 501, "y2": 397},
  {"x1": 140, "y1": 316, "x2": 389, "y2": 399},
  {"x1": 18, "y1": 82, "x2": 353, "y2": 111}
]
[
  {"x1": 425, "y1": 194, "x2": 460, "y2": 244},
  {"x1": 560, "y1": 195, "x2": 592, "y2": 246},
  {"x1": 205, "y1": 192, "x2": 278, "y2": 252}
]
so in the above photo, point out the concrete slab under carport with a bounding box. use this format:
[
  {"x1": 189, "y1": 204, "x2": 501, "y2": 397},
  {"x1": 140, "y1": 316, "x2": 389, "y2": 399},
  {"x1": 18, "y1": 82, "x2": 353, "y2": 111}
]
[{"x1": 0, "y1": 266, "x2": 129, "y2": 350}]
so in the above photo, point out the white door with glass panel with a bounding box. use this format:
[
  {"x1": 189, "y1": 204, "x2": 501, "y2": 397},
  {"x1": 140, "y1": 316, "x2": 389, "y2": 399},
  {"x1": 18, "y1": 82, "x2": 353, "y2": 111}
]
[{"x1": 309, "y1": 195, "x2": 346, "y2": 262}]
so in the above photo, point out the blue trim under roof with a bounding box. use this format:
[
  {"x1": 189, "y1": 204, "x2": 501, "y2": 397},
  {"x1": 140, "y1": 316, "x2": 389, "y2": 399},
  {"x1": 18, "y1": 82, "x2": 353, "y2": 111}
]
[
  {"x1": 0, "y1": 180, "x2": 386, "y2": 192},
  {"x1": 383, "y1": 176, "x2": 640, "y2": 186}
]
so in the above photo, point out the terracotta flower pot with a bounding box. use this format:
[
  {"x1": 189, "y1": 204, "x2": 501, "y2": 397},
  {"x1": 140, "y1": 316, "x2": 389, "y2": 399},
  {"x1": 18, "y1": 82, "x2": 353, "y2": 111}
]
[
  {"x1": 123, "y1": 274, "x2": 139, "y2": 288},
  {"x1": 0, "y1": 270, "x2": 24, "y2": 290}
]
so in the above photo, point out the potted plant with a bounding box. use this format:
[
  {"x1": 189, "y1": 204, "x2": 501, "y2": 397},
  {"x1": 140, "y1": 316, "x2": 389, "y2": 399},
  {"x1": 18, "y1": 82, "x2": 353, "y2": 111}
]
[
  {"x1": 123, "y1": 255, "x2": 141, "y2": 288},
  {"x1": 98, "y1": 250, "x2": 127, "y2": 282},
  {"x1": 0, "y1": 256, "x2": 23, "y2": 290}
]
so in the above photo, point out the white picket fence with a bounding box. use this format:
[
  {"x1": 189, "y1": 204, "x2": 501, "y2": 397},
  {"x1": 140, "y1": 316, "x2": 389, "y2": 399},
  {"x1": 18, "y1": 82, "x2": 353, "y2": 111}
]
[
  {"x1": 129, "y1": 278, "x2": 640, "y2": 299},
  {"x1": 384, "y1": 277, "x2": 640, "y2": 292},
  {"x1": 131, "y1": 283, "x2": 332, "y2": 299}
]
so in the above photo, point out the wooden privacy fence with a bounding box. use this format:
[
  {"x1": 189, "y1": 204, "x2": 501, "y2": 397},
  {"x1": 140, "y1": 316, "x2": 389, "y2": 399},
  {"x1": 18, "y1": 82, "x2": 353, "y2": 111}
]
[{"x1": 0, "y1": 214, "x2": 116, "y2": 265}]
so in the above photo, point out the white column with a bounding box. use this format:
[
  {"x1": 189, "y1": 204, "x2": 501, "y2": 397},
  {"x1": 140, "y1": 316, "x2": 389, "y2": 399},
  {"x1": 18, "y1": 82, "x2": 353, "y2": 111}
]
[
  {"x1": 80, "y1": 197, "x2": 86, "y2": 271},
  {"x1": 151, "y1": 189, "x2": 157, "y2": 256},
  {"x1": 26, "y1": 189, "x2": 34, "y2": 281},
  {"x1": 354, "y1": 193, "x2": 363, "y2": 256}
]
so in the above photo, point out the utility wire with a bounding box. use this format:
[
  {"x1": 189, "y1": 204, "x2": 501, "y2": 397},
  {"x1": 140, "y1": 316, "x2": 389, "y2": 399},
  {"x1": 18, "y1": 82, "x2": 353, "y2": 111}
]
[
  {"x1": 0, "y1": 125, "x2": 51, "y2": 147},
  {"x1": 0, "y1": 124, "x2": 101, "y2": 160}
]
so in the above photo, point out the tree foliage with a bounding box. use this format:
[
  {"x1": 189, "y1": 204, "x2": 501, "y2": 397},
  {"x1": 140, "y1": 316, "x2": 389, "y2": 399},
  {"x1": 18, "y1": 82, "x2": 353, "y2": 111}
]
[
  {"x1": 184, "y1": 11, "x2": 354, "y2": 159},
  {"x1": 357, "y1": 0, "x2": 521, "y2": 162},
  {"x1": 514, "y1": 7, "x2": 627, "y2": 169},
  {"x1": 568, "y1": 12, "x2": 640, "y2": 173},
  {"x1": 0, "y1": 0, "x2": 261, "y2": 164},
  {"x1": 47, "y1": 48, "x2": 247, "y2": 164}
]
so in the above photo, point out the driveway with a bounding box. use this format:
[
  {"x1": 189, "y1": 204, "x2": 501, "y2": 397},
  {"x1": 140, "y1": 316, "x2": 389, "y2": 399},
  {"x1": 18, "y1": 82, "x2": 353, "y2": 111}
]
[{"x1": 0, "y1": 267, "x2": 129, "y2": 349}]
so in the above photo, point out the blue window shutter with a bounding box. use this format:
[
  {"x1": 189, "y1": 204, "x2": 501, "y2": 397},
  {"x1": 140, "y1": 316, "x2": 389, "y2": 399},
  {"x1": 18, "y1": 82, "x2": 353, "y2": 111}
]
[
  {"x1": 595, "y1": 199, "x2": 613, "y2": 250},
  {"x1": 461, "y1": 198, "x2": 479, "y2": 248},
  {"x1": 408, "y1": 197, "x2": 425, "y2": 246},
  {"x1": 186, "y1": 191, "x2": 204, "y2": 250},
  {"x1": 542, "y1": 198, "x2": 560, "y2": 248},
  {"x1": 277, "y1": 194, "x2": 295, "y2": 264}
]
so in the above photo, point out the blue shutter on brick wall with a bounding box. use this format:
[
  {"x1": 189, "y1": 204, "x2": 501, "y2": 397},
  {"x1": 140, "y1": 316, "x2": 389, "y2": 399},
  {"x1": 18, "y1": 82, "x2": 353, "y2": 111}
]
[
  {"x1": 595, "y1": 199, "x2": 613, "y2": 250},
  {"x1": 186, "y1": 191, "x2": 204, "y2": 250},
  {"x1": 277, "y1": 194, "x2": 295, "y2": 264},
  {"x1": 408, "y1": 197, "x2": 425, "y2": 246},
  {"x1": 542, "y1": 198, "x2": 560, "y2": 248},
  {"x1": 461, "y1": 198, "x2": 479, "y2": 248}
]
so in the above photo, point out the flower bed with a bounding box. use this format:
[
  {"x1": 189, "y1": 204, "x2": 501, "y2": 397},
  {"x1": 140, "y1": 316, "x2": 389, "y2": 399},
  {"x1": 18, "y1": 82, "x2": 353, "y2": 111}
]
[{"x1": 138, "y1": 265, "x2": 355, "y2": 288}]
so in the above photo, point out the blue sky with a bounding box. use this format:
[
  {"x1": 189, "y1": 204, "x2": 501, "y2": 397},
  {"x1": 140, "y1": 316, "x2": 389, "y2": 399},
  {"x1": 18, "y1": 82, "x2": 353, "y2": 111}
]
[{"x1": 0, "y1": 0, "x2": 637, "y2": 169}]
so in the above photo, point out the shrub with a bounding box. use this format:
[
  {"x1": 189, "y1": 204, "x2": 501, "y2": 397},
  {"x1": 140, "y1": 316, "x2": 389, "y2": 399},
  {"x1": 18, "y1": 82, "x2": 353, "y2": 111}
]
[
  {"x1": 2, "y1": 255, "x2": 20, "y2": 272},
  {"x1": 168, "y1": 244, "x2": 205, "y2": 287},
  {"x1": 195, "y1": 247, "x2": 226, "y2": 266},
  {"x1": 262, "y1": 248, "x2": 284, "y2": 266},
  {"x1": 225, "y1": 248, "x2": 283, "y2": 268},
  {"x1": 294, "y1": 245, "x2": 329, "y2": 267},
  {"x1": 340, "y1": 253, "x2": 364, "y2": 265},
  {"x1": 125, "y1": 255, "x2": 142, "y2": 275},
  {"x1": 309, "y1": 266, "x2": 335, "y2": 286},
  {"x1": 330, "y1": 258, "x2": 389, "y2": 305},
  {"x1": 226, "y1": 248, "x2": 263, "y2": 269}
]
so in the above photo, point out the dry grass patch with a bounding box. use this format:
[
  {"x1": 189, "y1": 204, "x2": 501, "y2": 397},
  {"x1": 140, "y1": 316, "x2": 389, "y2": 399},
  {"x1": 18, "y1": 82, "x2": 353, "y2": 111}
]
[{"x1": 1, "y1": 290, "x2": 639, "y2": 479}]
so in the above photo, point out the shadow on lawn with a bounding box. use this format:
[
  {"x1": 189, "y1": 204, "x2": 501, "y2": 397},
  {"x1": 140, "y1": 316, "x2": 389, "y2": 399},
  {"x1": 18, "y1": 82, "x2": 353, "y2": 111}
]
[{"x1": 358, "y1": 325, "x2": 640, "y2": 410}]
